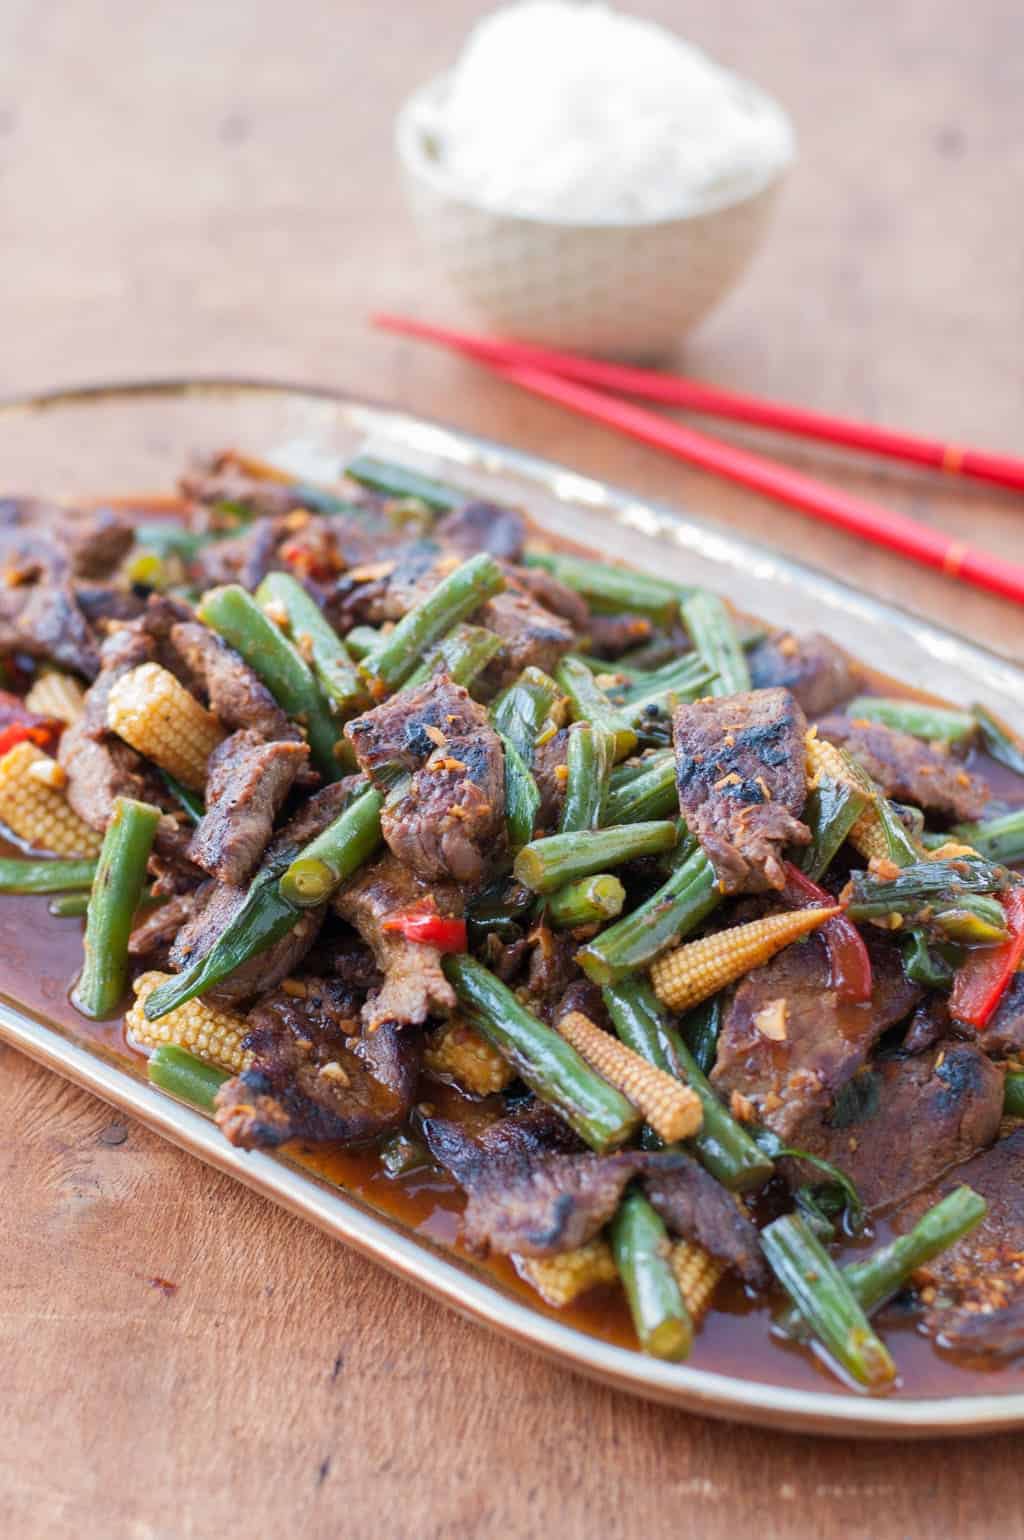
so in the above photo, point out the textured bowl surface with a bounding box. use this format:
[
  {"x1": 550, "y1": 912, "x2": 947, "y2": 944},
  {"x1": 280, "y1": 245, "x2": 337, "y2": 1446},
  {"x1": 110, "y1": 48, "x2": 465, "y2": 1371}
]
[{"x1": 396, "y1": 75, "x2": 793, "y2": 359}]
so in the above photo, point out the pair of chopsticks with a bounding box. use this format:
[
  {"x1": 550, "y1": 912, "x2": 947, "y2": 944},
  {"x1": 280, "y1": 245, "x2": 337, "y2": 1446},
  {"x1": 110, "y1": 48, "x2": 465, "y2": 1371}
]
[{"x1": 373, "y1": 313, "x2": 1024, "y2": 605}]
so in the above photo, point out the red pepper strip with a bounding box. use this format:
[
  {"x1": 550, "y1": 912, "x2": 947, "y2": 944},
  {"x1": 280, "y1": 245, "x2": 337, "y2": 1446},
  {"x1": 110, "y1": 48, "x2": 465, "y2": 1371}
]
[
  {"x1": 381, "y1": 909, "x2": 468, "y2": 952},
  {"x1": 951, "y1": 889, "x2": 1024, "y2": 1029},
  {"x1": 0, "y1": 719, "x2": 59, "y2": 757},
  {"x1": 782, "y1": 862, "x2": 873, "y2": 1002}
]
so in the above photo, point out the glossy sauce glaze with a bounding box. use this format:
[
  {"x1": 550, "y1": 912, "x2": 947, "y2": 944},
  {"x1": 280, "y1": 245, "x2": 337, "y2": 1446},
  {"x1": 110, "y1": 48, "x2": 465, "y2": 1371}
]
[{"x1": 2, "y1": 527, "x2": 1023, "y2": 1398}]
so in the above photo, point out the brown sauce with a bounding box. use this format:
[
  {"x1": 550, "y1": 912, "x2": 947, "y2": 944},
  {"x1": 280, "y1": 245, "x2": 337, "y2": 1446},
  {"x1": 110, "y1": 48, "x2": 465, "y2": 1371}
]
[{"x1": 3, "y1": 503, "x2": 1024, "y2": 1400}]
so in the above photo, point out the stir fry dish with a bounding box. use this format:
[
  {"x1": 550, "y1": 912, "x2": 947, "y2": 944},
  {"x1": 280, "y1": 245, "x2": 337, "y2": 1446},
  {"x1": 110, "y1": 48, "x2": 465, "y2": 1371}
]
[{"x1": 3, "y1": 448, "x2": 1024, "y2": 1394}]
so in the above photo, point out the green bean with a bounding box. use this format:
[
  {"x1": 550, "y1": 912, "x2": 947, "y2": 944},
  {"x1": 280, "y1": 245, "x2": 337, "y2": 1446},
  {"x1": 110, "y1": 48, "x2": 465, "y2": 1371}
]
[
  {"x1": 147, "y1": 1043, "x2": 229, "y2": 1112},
  {"x1": 490, "y1": 667, "x2": 564, "y2": 764},
  {"x1": 603, "y1": 978, "x2": 772, "y2": 1191},
  {"x1": 523, "y1": 551, "x2": 684, "y2": 626},
  {"x1": 135, "y1": 522, "x2": 211, "y2": 559},
  {"x1": 557, "y1": 655, "x2": 637, "y2": 762},
  {"x1": 608, "y1": 749, "x2": 672, "y2": 792},
  {"x1": 73, "y1": 798, "x2": 161, "y2": 1019},
  {"x1": 0, "y1": 857, "x2": 98, "y2": 893},
  {"x1": 499, "y1": 735, "x2": 542, "y2": 851},
  {"x1": 681, "y1": 591, "x2": 751, "y2": 697},
  {"x1": 256, "y1": 571, "x2": 365, "y2": 712},
  {"x1": 559, "y1": 722, "x2": 614, "y2": 833},
  {"x1": 679, "y1": 995, "x2": 722, "y2": 1077},
  {"x1": 344, "y1": 625, "x2": 380, "y2": 660},
  {"x1": 973, "y1": 704, "x2": 1024, "y2": 777},
  {"x1": 779, "y1": 1186, "x2": 987, "y2": 1340},
  {"x1": 800, "y1": 776, "x2": 870, "y2": 882},
  {"x1": 578, "y1": 847, "x2": 721, "y2": 985},
  {"x1": 159, "y1": 769, "x2": 204, "y2": 826},
  {"x1": 406, "y1": 623, "x2": 504, "y2": 692},
  {"x1": 198, "y1": 585, "x2": 341, "y2": 778},
  {"x1": 1004, "y1": 1073, "x2": 1024, "y2": 1118},
  {"x1": 144, "y1": 854, "x2": 301, "y2": 1021},
  {"x1": 843, "y1": 697, "x2": 977, "y2": 746},
  {"x1": 46, "y1": 891, "x2": 92, "y2": 917},
  {"x1": 620, "y1": 656, "x2": 713, "y2": 727},
  {"x1": 278, "y1": 786, "x2": 383, "y2": 907},
  {"x1": 443, "y1": 955, "x2": 639, "y2": 1153},
  {"x1": 361, "y1": 554, "x2": 505, "y2": 694},
  {"x1": 603, "y1": 752, "x2": 678, "y2": 826},
  {"x1": 514, "y1": 820, "x2": 678, "y2": 895},
  {"x1": 954, "y1": 808, "x2": 1024, "y2": 867},
  {"x1": 760, "y1": 1214, "x2": 896, "y2": 1389},
  {"x1": 845, "y1": 857, "x2": 1014, "y2": 924},
  {"x1": 547, "y1": 873, "x2": 625, "y2": 929},
  {"x1": 345, "y1": 453, "x2": 464, "y2": 512},
  {"x1": 611, "y1": 1191, "x2": 693, "y2": 1360},
  {"x1": 572, "y1": 654, "x2": 640, "y2": 683}
]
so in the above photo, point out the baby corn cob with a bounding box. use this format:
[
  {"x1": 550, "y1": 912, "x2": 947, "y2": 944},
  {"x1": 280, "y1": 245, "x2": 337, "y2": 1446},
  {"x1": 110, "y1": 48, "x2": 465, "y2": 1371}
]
[
  {"x1": 669, "y1": 1240, "x2": 726, "y2": 1326},
  {"x1": 424, "y1": 1016, "x2": 515, "y2": 1097},
  {"x1": 556, "y1": 1010, "x2": 702, "y2": 1142},
  {"x1": 0, "y1": 740, "x2": 103, "y2": 855},
  {"x1": 106, "y1": 663, "x2": 225, "y2": 790},
  {"x1": 516, "y1": 1238, "x2": 619, "y2": 1308},
  {"x1": 650, "y1": 905, "x2": 839, "y2": 1014},
  {"x1": 24, "y1": 670, "x2": 86, "y2": 725},
  {"x1": 126, "y1": 971, "x2": 252, "y2": 1074},
  {"x1": 805, "y1": 731, "x2": 890, "y2": 864}
]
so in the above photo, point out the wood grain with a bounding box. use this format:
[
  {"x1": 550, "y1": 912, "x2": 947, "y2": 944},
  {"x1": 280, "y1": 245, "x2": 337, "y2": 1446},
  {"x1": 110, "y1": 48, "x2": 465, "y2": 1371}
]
[{"x1": 1, "y1": 0, "x2": 1023, "y2": 1535}]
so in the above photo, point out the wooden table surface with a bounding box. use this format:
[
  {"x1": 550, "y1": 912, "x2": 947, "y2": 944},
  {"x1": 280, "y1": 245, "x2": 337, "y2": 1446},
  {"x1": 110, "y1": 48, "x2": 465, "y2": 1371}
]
[{"x1": 2, "y1": 2, "x2": 1023, "y2": 1535}]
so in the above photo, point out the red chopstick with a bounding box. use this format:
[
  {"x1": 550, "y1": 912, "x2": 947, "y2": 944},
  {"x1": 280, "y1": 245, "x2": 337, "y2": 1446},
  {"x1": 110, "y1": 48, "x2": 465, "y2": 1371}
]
[
  {"x1": 374, "y1": 312, "x2": 1024, "y2": 495},
  {"x1": 469, "y1": 354, "x2": 1024, "y2": 605}
]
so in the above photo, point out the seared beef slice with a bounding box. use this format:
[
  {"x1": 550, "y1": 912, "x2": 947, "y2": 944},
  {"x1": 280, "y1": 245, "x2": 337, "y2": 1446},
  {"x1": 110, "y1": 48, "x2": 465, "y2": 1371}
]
[
  {"x1": 673, "y1": 688, "x2": 810, "y2": 893},
  {"x1": 188, "y1": 730, "x2": 309, "y2": 885},
  {"x1": 346, "y1": 674, "x2": 505, "y2": 887},
  {"x1": 817, "y1": 714, "x2": 989, "y2": 823},
  {"x1": 892, "y1": 1129, "x2": 1024, "y2": 1359},
  {"x1": 748, "y1": 631, "x2": 859, "y2": 716},
  {"x1": 782, "y1": 1043, "x2": 1002, "y2": 1211},
  {"x1": 711, "y1": 931, "x2": 921, "y2": 1140}
]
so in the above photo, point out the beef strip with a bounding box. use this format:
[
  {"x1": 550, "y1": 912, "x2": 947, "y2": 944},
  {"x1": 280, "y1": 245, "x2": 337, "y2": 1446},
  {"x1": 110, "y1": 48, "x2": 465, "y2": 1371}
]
[
  {"x1": 128, "y1": 891, "x2": 197, "y2": 963},
  {"x1": 166, "y1": 781, "x2": 359, "y2": 1002},
  {"x1": 214, "y1": 981, "x2": 422, "y2": 1149},
  {"x1": 642, "y1": 1155, "x2": 769, "y2": 1288},
  {"x1": 673, "y1": 687, "x2": 811, "y2": 893},
  {"x1": 346, "y1": 674, "x2": 506, "y2": 886},
  {"x1": 711, "y1": 930, "x2": 922, "y2": 1140},
  {"x1": 169, "y1": 878, "x2": 325, "y2": 1005},
  {"x1": 891, "y1": 1129, "x2": 1024, "y2": 1358},
  {"x1": 782, "y1": 1042, "x2": 1003, "y2": 1212},
  {"x1": 333, "y1": 853, "x2": 461, "y2": 1028},
  {"x1": 977, "y1": 974, "x2": 1024, "y2": 1060},
  {"x1": 435, "y1": 501, "x2": 526, "y2": 562},
  {"x1": 62, "y1": 508, "x2": 135, "y2": 579},
  {"x1": 187, "y1": 730, "x2": 309, "y2": 885},
  {"x1": 817, "y1": 714, "x2": 989, "y2": 822},
  {"x1": 169, "y1": 620, "x2": 296, "y2": 740},
  {"x1": 0, "y1": 527, "x2": 100, "y2": 678},
  {"x1": 584, "y1": 612, "x2": 655, "y2": 658},
  {"x1": 423, "y1": 1110, "x2": 687, "y2": 1257},
  {"x1": 478, "y1": 588, "x2": 576, "y2": 688},
  {"x1": 336, "y1": 540, "x2": 443, "y2": 626},
  {"x1": 748, "y1": 632, "x2": 860, "y2": 716},
  {"x1": 511, "y1": 565, "x2": 590, "y2": 631},
  {"x1": 531, "y1": 728, "x2": 568, "y2": 831}
]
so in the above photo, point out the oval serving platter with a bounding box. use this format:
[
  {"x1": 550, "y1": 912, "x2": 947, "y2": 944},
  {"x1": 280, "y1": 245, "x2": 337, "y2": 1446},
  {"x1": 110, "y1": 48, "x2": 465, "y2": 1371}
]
[{"x1": 2, "y1": 377, "x2": 1023, "y2": 1438}]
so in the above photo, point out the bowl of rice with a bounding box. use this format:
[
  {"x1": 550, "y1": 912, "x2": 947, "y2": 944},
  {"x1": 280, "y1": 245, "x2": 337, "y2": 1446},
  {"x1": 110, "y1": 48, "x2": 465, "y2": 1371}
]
[{"x1": 395, "y1": 2, "x2": 796, "y2": 361}]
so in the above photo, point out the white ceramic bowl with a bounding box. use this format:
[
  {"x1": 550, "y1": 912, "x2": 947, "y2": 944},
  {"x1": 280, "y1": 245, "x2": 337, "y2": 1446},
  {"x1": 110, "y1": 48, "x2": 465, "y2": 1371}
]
[{"x1": 395, "y1": 73, "x2": 795, "y2": 360}]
